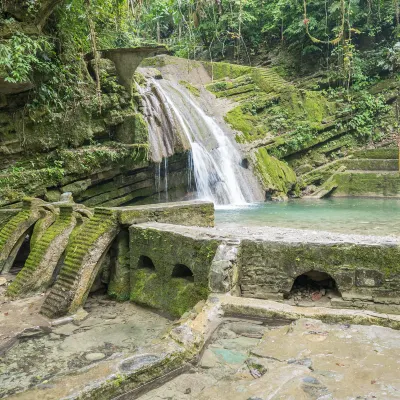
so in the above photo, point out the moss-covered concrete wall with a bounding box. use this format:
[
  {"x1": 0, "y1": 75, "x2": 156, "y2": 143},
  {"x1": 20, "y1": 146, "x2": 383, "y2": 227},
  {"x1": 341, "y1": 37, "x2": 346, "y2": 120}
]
[
  {"x1": 118, "y1": 200, "x2": 214, "y2": 228},
  {"x1": 332, "y1": 172, "x2": 400, "y2": 197},
  {"x1": 129, "y1": 225, "x2": 220, "y2": 316},
  {"x1": 238, "y1": 239, "x2": 400, "y2": 313}
]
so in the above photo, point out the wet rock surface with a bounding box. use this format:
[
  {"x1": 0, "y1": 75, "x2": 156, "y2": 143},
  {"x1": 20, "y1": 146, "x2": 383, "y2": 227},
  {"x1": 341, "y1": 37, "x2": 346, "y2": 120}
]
[
  {"x1": 0, "y1": 294, "x2": 172, "y2": 398},
  {"x1": 139, "y1": 317, "x2": 400, "y2": 400}
]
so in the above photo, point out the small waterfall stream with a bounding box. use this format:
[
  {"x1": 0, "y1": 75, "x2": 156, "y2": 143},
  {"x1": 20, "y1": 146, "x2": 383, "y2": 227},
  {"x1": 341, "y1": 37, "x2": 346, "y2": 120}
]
[{"x1": 138, "y1": 78, "x2": 257, "y2": 205}]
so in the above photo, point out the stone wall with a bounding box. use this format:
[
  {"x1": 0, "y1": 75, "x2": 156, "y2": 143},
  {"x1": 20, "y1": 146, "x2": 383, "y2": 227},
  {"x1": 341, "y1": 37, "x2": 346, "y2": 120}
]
[
  {"x1": 238, "y1": 239, "x2": 400, "y2": 313},
  {"x1": 129, "y1": 224, "x2": 220, "y2": 316}
]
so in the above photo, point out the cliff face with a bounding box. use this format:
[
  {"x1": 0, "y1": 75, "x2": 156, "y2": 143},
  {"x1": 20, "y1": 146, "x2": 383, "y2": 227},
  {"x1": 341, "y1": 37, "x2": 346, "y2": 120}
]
[{"x1": 0, "y1": 4, "x2": 191, "y2": 208}]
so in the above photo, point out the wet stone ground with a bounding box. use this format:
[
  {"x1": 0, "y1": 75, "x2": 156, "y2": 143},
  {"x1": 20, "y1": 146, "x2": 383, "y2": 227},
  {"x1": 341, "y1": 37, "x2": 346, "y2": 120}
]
[
  {"x1": 0, "y1": 294, "x2": 172, "y2": 398},
  {"x1": 139, "y1": 318, "x2": 400, "y2": 400}
]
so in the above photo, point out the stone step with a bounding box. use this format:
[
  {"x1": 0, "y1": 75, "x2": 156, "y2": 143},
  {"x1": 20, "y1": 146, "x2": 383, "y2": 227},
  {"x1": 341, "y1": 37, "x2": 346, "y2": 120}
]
[{"x1": 341, "y1": 158, "x2": 399, "y2": 171}]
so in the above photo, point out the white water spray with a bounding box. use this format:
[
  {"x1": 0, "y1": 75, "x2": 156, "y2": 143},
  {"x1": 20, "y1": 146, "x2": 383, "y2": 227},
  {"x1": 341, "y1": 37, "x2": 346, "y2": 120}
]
[{"x1": 139, "y1": 78, "x2": 257, "y2": 205}]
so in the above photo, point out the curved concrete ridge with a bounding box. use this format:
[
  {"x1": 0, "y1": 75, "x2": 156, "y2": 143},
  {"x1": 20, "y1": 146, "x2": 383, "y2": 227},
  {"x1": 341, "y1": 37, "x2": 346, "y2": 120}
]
[
  {"x1": 29, "y1": 206, "x2": 57, "y2": 247},
  {"x1": 6, "y1": 204, "x2": 79, "y2": 299},
  {"x1": 0, "y1": 198, "x2": 47, "y2": 273}
]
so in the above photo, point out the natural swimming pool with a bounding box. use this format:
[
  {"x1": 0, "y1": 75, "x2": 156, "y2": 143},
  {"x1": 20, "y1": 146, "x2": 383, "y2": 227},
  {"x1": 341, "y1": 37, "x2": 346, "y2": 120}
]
[{"x1": 215, "y1": 198, "x2": 400, "y2": 236}]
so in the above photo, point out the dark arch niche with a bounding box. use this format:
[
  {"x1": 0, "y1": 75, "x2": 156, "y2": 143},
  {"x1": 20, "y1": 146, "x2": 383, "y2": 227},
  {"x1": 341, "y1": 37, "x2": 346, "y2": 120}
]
[
  {"x1": 10, "y1": 226, "x2": 34, "y2": 275},
  {"x1": 171, "y1": 264, "x2": 194, "y2": 282},
  {"x1": 138, "y1": 255, "x2": 156, "y2": 271},
  {"x1": 287, "y1": 270, "x2": 340, "y2": 301}
]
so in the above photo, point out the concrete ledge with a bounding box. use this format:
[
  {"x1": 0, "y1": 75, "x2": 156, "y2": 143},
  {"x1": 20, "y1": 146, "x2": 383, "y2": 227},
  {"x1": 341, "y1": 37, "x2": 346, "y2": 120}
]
[
  {"x1": 217, "y1": 294, "x2": 400, "y2": 330},
  {"x1": 114, "y1": 200, "x2": 214, "y2": 227}
]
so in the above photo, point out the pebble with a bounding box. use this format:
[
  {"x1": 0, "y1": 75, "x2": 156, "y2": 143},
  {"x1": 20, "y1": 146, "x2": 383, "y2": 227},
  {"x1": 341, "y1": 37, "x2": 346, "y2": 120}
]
[
  {"x1": 102, "y1": 313, "x2": 117, "y2": 320},
  {"x1": 0, "y1": 277, "x2": 7, "y2": 286},
  {"x1": 302, "y1": 376, "x2": 321, "y2": 385},
  {"x1": 73, "y1": 308, "x2": 89, "y2": 324},
  {"x1": 85, "y1": 352, "x2": 106, "y2": 361}
]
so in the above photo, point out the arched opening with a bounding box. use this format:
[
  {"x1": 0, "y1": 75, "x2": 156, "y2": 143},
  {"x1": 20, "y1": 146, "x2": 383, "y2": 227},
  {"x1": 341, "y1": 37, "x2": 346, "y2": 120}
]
[
  {"x1": 9, "y1": 227, "x2": 34, "y2": 275},
  {"x1": 287, "y1": 270, "x2": 340, "y2": 302},
  {"x1": 171, "y1": 264, "x2": 194, "y2": 282},
  {"x1": 138, "y1": 255, "x2": 156, "y2": 271}
]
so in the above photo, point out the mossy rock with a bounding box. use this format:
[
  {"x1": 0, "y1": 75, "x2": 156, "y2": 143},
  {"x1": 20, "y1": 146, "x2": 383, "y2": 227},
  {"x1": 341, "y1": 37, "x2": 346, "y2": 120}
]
[{"x1": 253, "y1": 147, "x2": 297, "y2": 198}]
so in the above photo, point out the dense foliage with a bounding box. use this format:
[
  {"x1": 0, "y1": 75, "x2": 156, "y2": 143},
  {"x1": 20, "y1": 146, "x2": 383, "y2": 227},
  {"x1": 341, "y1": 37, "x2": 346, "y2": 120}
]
[
  {"x1": 0, "y1": 0, "x2": 399, "y2": 138},
  {"x1": 1, "y1": 0, "x2": 399, "y2": 85}
]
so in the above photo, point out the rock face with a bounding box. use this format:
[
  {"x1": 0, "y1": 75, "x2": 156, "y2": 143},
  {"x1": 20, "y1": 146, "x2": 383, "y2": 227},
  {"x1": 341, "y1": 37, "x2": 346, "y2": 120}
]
[{"x1": 0, "y1": 54, "x2": 191, "y2": 209}]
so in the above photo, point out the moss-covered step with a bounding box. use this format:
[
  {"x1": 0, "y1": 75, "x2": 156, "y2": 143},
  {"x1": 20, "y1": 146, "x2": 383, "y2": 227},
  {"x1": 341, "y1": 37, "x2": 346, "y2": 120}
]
[
  {"x1": 129, "y1": 223, "x2": 220, "y2": 316},
  {"x1": 204, "y1": 61, "x2": 335, "y2": 144},
  {"x1": 0, "y1": 209, "x2": 19, "y2": 230},
  {"x1": 332, "y1": 171, "x2": 400, "y2": 197},
  {"x1": 0, "y1": 198, "x2": 47, "y2": 273},
  {"x1": 341, "y1": 158, "x2": 399, "y2": 171},
  {"x1": 352, "y1": 148, "x2": 398, "y2": 160},
  {"x1": 40, "y1": 207, "x2": 120, "y2": 318},
  {"x1": 6, "y1": 204, "x2": 79, "y2": 299}
]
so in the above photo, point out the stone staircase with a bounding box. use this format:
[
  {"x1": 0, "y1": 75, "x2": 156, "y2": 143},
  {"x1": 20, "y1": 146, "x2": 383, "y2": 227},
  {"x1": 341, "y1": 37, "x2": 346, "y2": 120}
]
[
  {"x1": 40, "y1": 208, "x2": 120, "y2": 318},
  {"x1": 6, "y1": 204, "x2": 78, "y2": 298},
  {"x1": 332, "y1": 148, "x2": 400, "y2": 197}
]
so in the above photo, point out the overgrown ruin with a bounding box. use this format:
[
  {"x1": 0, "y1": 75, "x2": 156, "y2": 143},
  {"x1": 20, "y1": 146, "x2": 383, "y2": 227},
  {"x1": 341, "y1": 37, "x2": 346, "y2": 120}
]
[{"x1": 2, "y1": 0, "x2": 400, "y2": 398}]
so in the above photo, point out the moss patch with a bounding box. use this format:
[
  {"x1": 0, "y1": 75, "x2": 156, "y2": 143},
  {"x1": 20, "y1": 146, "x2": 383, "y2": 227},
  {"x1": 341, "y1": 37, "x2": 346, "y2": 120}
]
[
  {"x1": 179, "y1": 80, "x2": 200, "y2": 97},
  {"x1": 254, "y1": 148, "x2": 297, "y2": 198}
]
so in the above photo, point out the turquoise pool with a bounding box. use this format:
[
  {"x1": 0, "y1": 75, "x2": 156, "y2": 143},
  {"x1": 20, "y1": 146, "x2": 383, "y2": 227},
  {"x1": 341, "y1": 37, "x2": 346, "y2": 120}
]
[{"x1": 215, "y1": 198, "x2": 400, "y2": 236}]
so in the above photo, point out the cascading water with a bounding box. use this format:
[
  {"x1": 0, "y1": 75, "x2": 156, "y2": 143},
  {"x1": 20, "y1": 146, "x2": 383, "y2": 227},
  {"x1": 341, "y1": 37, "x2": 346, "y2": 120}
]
[{"x1": 138, "y1": 77, "x2": 259, "y2": 205}]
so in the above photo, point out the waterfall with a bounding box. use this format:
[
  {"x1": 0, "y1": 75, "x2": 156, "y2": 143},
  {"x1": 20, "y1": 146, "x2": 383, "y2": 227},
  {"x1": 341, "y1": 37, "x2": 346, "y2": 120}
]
[{"x1": 138, "y1": 77, "x2": 257, "y2": 205}]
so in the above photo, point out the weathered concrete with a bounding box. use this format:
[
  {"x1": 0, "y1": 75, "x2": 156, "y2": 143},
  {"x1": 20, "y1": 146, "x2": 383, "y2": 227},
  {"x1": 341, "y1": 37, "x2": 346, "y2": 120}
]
[
  {"x1": 40, "y1": 201, "x2": 214, "y2": 318},
  {"x1": 0, "y1": 209, "x2": 19, "y2": 230},
  {"x1": 4, "y1": 293, "x2": 400, "y2": 400},
  {"x1": 129, "y1": 223, "x2": 220, "y2": 316},
  {"x1": 40, "y1": 207, "x2": 120, "y2": 318},
  {"x1": 117, "y1": 200, "x2": 214, "y2": 227},
  {"x1": 6, "y1": 204, "x2": 79, "y2": 298},
  {"x1": 86, "y1": 47, "x2": 167, "y2": 92},
  {"x1": 0, "y1": 198, "x2": 48, "y2": 273},
  {"x1": 125, "y1": 223, "x2": 400, "y2": 314}
]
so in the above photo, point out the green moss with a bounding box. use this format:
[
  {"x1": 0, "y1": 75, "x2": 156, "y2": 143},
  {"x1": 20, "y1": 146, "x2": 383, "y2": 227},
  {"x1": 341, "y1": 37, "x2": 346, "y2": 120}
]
[
  {"x1": 341, "y1": 158, "x2": 398, "y2": 171},
  {"x1": 203, "y1": 62, "x2": 335, "y2": 149},
  {"x1": 179, "y1": 80, "x2": 200, "y2": 97},
  {"x1": 129, "y1": 226, "x2": 219, "y2": 316},
  {"x1": 332, "y1": 171, "x2": 400, "y2": 197},
  {"x1": 0, "y1": 143, "x2": 149, "y2": 205},
  {"x1": 225, "y1": 106, "x2": 257, "y2": 142},
  {"x1": 202, "y1": 61, "x2": 252, "y2": 80},
  {"x1": 353, "y1": 148, "x2": 398, "y2": 160},
  {"x1": 254, "y1": 147, "x2": 297, "y2": 197},
  {"x1": 130, "y1": 269, "x2": 209, "y2": 317}
]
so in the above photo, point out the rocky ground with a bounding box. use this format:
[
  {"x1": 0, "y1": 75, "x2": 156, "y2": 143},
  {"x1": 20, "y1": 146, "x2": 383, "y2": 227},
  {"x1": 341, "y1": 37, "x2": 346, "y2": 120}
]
[
  {"x1": 0, "y1": 289, "x2": 172, "y2": 398},
  {"x1": 139, "y1": 317, "x2": 400, "y2": 400}
]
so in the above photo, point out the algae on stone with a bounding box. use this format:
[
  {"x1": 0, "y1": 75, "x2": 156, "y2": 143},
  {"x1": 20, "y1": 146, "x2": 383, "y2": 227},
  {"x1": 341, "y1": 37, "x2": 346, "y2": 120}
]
[{"x1": 253, "y1": 148, "x2": 297, "y2": 199}]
